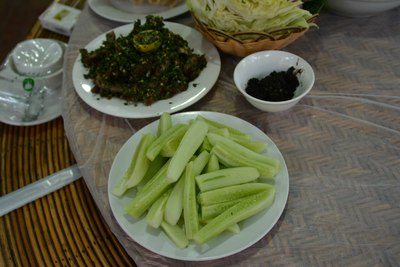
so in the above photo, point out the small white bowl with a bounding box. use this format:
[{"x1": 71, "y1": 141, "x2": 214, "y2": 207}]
[
  {"x1": 12, "y1": 38, "x2": 63, "y2": 77},
  {"x1": 325, "y1": 0, "x2": 400, "y2": 17},
  {"x1": 4, "y1": 41, "x2": 67, "y2": 90},
  {"x1": 234, "y1": 50, "x2": 315, "y2": 112}
]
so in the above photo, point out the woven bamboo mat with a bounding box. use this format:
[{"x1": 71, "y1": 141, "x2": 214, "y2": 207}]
[{"x1": 0, "y1": 1, "x2": 137, "y2": 266}]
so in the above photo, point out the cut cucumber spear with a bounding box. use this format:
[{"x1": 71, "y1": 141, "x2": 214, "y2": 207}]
[
  {"x1": 211, "y1": 143, "x2": 279, "y2": 178},
  {"x1": 200, "y1": 199, "x2": 242, "y2": 221},
  {"x1": 191, "y1": 150, "x2": 210, "y2": 176},
  {"x1": 136, "y1": 155, "x2": 168, "y2": 192},
  {"x1": 197, "y1": 119, "x2": 266, "y2": 153},
  {"x1": 193, "y1": 187, "x2": 276, "y2": 245},
  {"x1": 164, "y1": 150, "x2": 209, "y2": 226},
  {"x1": 160, "y1": 129, "x2": 186, "y2": 157},
  {"x1": 145, "y1": 189, "x2": 171, "y2": 228},
  {"x1": 166, "y1": 120, "x2": 208, "y2": 182},
  {"x1": 112, "y1": 133, "x2": 155, "y2": 197},
  {"x1": 161, "y1": 221, "x2": 189, "y2": 249},
  {"x1": 205, "y1": 153, "x2": 220, "y2": 173},
  {"x1": 197, "y1": 183, "x2": 273, "y2": 206},
  {"x1": 195, "y1": 115, "x2": 250, "y2": 139},
  {"x1": 183, "y1": 161, "x2": 199, "y2": 240},
  {"x1": 146, "y1": 123, "x2": 188, "y2": 161},
  {"x1": 207, "y1": 132, "x2": 279, "y2": 170},
  {"x1": 195, "y1": 167, "x2": 260, "y2": 192},
  {"x1": 124, "y1": 160, "x2": 173, "y2": 218},
  {"x1": 157, "y1": 112, "x2": 172, "y2": 137},
  {"x1": 164, "y1": 176, "x2": 185, "y2": 225}
]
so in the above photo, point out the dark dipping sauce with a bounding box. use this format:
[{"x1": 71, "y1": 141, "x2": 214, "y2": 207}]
[{"x1": 245, "y1": 67, "x2": 300, "y2": 102}]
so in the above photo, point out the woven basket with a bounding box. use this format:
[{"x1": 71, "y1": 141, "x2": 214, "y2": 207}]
[{"x1": 192, "y1": 14, "x2": 317, "y2": 57}]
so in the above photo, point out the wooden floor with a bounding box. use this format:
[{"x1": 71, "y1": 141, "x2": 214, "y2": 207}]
[{"x1": 0, "y1": 0, "x2": 53, "y2": 63}]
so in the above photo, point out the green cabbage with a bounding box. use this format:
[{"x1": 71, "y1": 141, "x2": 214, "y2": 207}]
[{"x1": 187, "y1": 0, "x2": 315, "y2": 36}]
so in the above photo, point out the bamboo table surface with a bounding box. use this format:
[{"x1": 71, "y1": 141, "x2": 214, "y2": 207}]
[{"x1": 0, "y1": 1, "x2": 137, "y2": 266}]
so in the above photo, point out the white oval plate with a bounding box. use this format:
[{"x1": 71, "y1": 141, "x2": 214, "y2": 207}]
[
  {"x1": 108, "y1": 111, "x2": 289, "y2": 261},
  {"x1": 88, "y1": 0, "x2": 188, "y2": 23},
  {"x1": 72, "y1": 23, "x2": 221, "y2": 119}
]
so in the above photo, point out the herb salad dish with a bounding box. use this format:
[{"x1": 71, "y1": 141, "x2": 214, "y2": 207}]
[{"x1": 79, "y1": 16, "x2": 207, "y2": 106}]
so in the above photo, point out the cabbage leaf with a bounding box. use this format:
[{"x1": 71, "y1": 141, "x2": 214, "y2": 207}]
[{"x1": 187, "y1": 0, "x2": 316, "y2": 37}]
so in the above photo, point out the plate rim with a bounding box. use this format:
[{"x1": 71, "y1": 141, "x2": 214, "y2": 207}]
[
  {"x1": 0, "y1": 87, "x2": 62, "y2": 126},
  {"x1": 108, "y1": 111, "x2": 289, "y2": 261},
  {"x1": 72, "y1": 22, "x2": 221, "y2": 119},
  {"x1": 88, "y1": 0, "x2": 188, "y2": 23}
]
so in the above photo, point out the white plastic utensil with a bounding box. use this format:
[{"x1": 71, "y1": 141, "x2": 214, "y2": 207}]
[
  {"x1": 22, "y1": 83, "x2": 47, "y2": 122},
  {"x1": 0, "y1": 164, "x2": 81, "y2": 216}
]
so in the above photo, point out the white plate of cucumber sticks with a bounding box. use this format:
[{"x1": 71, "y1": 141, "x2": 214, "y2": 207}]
[{"x1": 108, "y1": 111, "x2": 289, "y2": 261}]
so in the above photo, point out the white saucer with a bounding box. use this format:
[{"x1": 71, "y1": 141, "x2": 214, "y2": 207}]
[
  {"x1": 88, "y1": 0, "x2": 188, "y2": 23},
  {"x1": 0, "y1": 41, "x2": 66, "y2": 126}
]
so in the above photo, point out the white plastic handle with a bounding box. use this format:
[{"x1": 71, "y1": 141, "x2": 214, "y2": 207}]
[{"x1": 0, "y1": 164, "x2": 81, "y2": 216}]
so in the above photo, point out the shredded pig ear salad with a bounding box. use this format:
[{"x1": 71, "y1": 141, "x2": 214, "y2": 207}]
[
  {"x1": 112, "y1": 112, "x2": 280, "y2": 248},
  {"x1": 186, "y1": 0, "x2": 318, "y2": 38},
  {"x1": 79, "y1": 16, "x2": 207, "y2": 106}
]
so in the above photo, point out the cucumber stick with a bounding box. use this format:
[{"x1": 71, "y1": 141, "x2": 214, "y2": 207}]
[
  {"x1": 145, "y1": 189, "x2": 171, "y2": 228},
  {"x1": 125, "y1": 133, "x2": 155, "y2": 189},
  {"x1": 211, "y1": 143, "x2": 278, "y2": 178},
  {"x1": 124, "y1": 160, "x2": 173, "y2": 218},
  {"x1": 157, "y1": 112, "x2": 172, "y2": 137},
  {"x1": 204, "y1": 124, "x2": 266, "y2": 153},
  {"x1": 200, "y1": 199, "x2": 242, "y2": 221},
  {"x1": 195, "y1": 167, "x2": 260, "y2": 192},
  {"x1": 207, "y1": 132, "x2": 279, "y2": 169},
  {"x1": 146, "y1": 123, "x2": 188, "y2": 161},
  {"x1": 164, "y1": 150, "x2": 209, "y2": 226},
  {"x1": 136, "y1": 155, "x2": 168, "y2": 192},
  {"x1": 183, "y1": 161, "x2": 199, "y2": 239},
  {"x1": 197, "y1": 183, "x2": 273, "y2": 205},
  {"x1": 199, "y1": 220, "x2": 241, "y2": 234},
  {"x1": 200, "y1": 135, "x2": 212, "y2": 152},
  {"x1": 166, "y1": 120, "x2": 208, "y2": 182},
  {"x1": 232, "y1": 137, "x2": 267, "y2": 153},
  {"x1": 112, "y1": 133, "x2": 155, "y2": 197},
  {"x1": 161, "y1": 221, "x2": 189, "y2": 249},
  {"x1": 193, "y1": 188, "x2": 276, "y2": 244},
  {"x1": 164, "y1": 175, "x2": 185, "y2": 225},
  {"x1": 195, "y1": 115, "x2": 250, "y2": 139},
  {"x1": 226, "y1": 223, "x2": 240, "y2": 234},
  {"x1": 159, "y1": 129, "x2": 186, "y2": 157},
  {"x1": 191, "y1": 150, "x2": 210, "y2": 176},
  {"x1": 206, "y1": 126, "x2": 230, "y2": 137},
  {"x1": 205, "y1": 154, "x2": 220, "y2": 173},
  {"x1": 136, "y1": 159, "x2": 170, "y2": 198}
]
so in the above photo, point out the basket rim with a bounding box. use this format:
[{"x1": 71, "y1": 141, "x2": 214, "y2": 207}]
[{"x1": 191, "y1": 13, "x2": 318, "y2": 44}]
